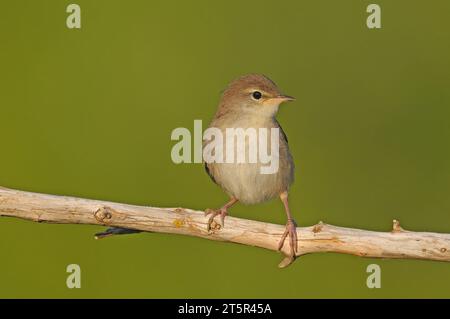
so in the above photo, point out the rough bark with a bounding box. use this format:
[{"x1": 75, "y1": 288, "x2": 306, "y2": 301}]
[{"x1": 0, "y1": 186, "x2": 449, "y2": 268}]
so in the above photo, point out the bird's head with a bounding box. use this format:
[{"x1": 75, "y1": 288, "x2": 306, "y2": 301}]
[{"x1": 218, "y1": 74, "x2": 295, "y2": 118}]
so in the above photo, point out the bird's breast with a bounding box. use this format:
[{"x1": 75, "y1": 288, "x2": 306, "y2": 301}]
[{"x1": 205, "y1": 116, "x2": 294, "y2": 204}]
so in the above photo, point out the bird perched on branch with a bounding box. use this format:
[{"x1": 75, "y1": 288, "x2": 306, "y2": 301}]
[{"x1": 204, "y1": 74, "x2": 297, "y2": 265}]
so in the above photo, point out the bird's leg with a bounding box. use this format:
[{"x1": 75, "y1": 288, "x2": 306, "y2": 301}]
[
  {"x1": 278, "y1": 191, "x2": 298, "y2": 259},
  {"x1": 205, "y1": 197, "x2": 238, "y2": 231}
]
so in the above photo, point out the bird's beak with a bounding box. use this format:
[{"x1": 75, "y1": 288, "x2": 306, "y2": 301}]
[
  {"x1": 277, "y1": 94, "x2": 295, "y2": 102},
  {"x1": 265, "y1": 94, "x2": 295, "y2": 105}
]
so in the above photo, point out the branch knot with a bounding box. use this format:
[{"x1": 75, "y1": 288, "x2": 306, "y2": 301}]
[
  {"x1": 312, "y1": 221, "x2": 324, "y2": 233},
  {"x1": 94, "y1": 206, "x2": 114, "y2": 223}
]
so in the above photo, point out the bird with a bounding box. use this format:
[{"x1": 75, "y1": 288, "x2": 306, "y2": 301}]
[{"x1": 203, "y1": 74, "x2": 297, "y2": 261}]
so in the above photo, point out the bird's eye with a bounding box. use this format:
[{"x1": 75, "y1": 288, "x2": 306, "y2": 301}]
[{"x1": 252, "y1": 91, "x2": 262, "y2": 100}]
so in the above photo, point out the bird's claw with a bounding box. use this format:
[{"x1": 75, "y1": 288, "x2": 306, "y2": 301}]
[
  {"x1": 277, "y1": 219, "x2": 298, "y2": 259},
  {"x1": 205, "y1": 208, "x2": 227, "y2": 231}
]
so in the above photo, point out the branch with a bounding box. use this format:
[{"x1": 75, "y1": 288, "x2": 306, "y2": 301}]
[{"x1": 0, "y1": 186, "x2": 449, "y2": 268}]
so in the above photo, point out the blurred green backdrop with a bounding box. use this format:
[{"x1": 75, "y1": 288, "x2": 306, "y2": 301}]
[{"x1": 0, "y1": 0, "x2": 449, "y2": 298}]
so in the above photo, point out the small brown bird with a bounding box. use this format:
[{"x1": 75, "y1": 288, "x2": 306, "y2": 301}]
[{"x1": 204, "y1": 74, "x2": 297, "y2": 261}]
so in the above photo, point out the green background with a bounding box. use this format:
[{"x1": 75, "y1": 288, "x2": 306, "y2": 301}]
[{"x1": 1, "y1": 0, "x2": 449, "y2": 298}]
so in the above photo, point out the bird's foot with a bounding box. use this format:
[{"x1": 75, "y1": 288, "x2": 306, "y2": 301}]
[
  {"x1": 277, "y1": 219, "x2": 298, "y2": 267},
  {"x1": 204, "y1": 208, "x2": 228, "y2": 231}
]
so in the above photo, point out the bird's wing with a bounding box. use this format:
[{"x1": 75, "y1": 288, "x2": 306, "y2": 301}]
[
  {"x1": 204, "y1": 162, "x2": 217, "y2": 184},
  {"x1": 276, "y1": 120, "x2": 289, "y2": 144}
]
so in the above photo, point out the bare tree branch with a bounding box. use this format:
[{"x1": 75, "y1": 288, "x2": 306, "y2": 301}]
[{"x1": 0, "y1": 186, "x2": 449, "y2": 268}]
